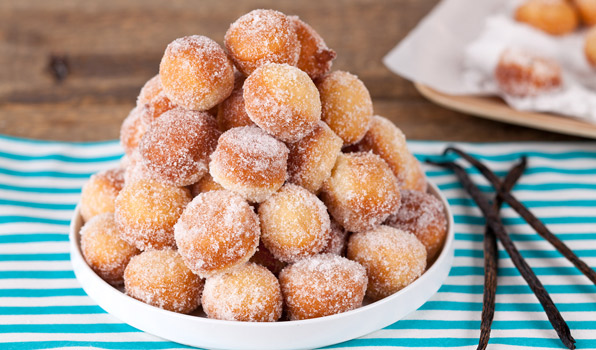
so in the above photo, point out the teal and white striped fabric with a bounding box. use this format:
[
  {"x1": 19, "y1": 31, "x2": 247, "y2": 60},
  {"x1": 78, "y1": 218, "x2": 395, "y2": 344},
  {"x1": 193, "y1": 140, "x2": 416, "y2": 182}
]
[{"x1": 1, "y1": 134, "x2": 595, "y2": 349}]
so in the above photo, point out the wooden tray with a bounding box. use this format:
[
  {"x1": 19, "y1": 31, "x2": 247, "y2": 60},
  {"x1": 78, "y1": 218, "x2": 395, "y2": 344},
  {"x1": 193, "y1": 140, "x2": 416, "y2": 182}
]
[{"x1": 415, "y1": 83, "x2": 596, "y2": 139}]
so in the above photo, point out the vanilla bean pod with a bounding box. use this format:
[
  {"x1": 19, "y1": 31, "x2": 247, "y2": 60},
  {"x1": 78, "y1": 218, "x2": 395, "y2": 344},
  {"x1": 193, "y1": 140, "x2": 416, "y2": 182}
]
[
  {"x1": 444, "y1": 147, "x2": 596, "y2": 285},
  {"x1": 477, "y1": 157, "x2": 527, "y2": 350},
  {"x1": 426, "y1": 160, "x2": 575, "y2": 350}
]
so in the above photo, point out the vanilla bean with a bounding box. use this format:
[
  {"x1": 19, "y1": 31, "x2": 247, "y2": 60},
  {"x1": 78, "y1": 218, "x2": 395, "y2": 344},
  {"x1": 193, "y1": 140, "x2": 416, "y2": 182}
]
[
  {"x1": 444, "y1": 147, "x2": 596, "y2": 285},
  {"x1": 477, "y1": 157, "x2": 527, "y2": 350},
  {"x1": 426, "y1": 160, "x2": 575, "y2": 350}
]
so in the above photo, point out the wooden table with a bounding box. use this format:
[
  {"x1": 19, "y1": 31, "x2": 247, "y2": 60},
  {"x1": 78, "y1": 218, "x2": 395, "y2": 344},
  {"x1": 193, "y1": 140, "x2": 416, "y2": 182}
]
[{"x1": 0, "y1": 0, "x2": 587, "y2": 142}]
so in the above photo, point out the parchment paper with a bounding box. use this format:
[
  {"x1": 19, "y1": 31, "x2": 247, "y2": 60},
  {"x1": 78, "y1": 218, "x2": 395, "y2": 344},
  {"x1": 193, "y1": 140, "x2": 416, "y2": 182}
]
[{"x1": 384, "y1": 0, "x2": 596, "y2": 122}]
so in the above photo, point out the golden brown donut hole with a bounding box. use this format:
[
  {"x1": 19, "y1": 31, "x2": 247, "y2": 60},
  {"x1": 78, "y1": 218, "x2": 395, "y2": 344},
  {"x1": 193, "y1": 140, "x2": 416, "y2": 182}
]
[
  {"x1": 320, "y1": 152, "x2": 401, "y2": 233},
  {"x1": 80, "y1": 168, "x2": 125, "y2": 223},
  {"x1": 347, "y1": 225, "x2": 427, "y2": 301},
  {"x1": 174, "y1": 190, "x2": 260, "y2": 278},
  {"x1": 120, "y1": 106, "x2": 149, "y2": 156},
  {"x1": 216, "y1": 72, "x2": 254, "y2": 132},
  {"x1": 139, "y1": 108, "x2": 220, "y2": 187},
  {"x1": 386, "y1": 190, "x2": 448, "y2": 265},
  {"x1": 160, "y1": 35, "x2": 234, "y2": 111},
  {"x1": 124, "y1": 249, "x2": 203, "y2": 314},
  {"x1": 279, "y1": 254, "x2": 367, "y2": 320},
  {"x1": 209, "y1": 126, "x2": 288, "y2": 203},
  {"x1": 243, "y1": 63, "x2": 321, "y2": 143},
  {"x1": 80, "y1": 213, "x2": 140, "y2": 285},
  {"x1": 289, "y1": 16, "x2": 336, "y2": 80},
  {"x1": 317, "y1": 71, "x2": 373, "y2": 146},
  {"x1": 225, "y1": 9, "x2": 300, "y2": 75},
  {"x1": 515, "y1": 0, "x2": 578, "y2": 36},
  {"x1": 287, "y1": 121, "x2": 343, "y2": 194},
  {"x1": 115, "y1": 179, "x2": 191, "y2": 251},
  {"x1": 494, "y1": 49, "x2": 562, "y2": 97},
  {"x1": 202, "y1": 263, "x2": 283, "y2": 322},
  {"x1": 259, "y1": 184, "x2": 331, "y2": 263}
]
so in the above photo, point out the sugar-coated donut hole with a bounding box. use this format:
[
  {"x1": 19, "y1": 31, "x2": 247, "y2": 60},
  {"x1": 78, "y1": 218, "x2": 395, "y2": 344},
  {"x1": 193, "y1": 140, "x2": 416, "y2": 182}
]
[
  {"x1": 115, "y1": 179, "x2": 191, "y2": 251},
  {"x1": 386, "y1": 190, "x2": 448, "y2": 265},
  {"x1": 249, "y1": 241, "x2": 287, "y2": 276},
  {"x1": 347, "y1": 225, "x2": 427, "y2": 301},
  {"x1": 80, "y1": 168, "x2": 125, "y2": 222},
  {"x1": 243, "y1": 63, "x2": 321, "y2": 142},
  {"x1": 289, "y1": 16, "x2": 336, "y2": 80},
  {"x1": 259, "y1": 184, "x2": 331, "y2": 263},
  {"x1": 123, "y1": 150, "x2": 153, "y2": 185},
  {"x1": 139, "y1": 108, "x2": 220, "y2": 187},
  {"x1": 140, "y1": 91, "x2": 177, "y2": 125},
  {"x1": 320, "y1": 219, "x2": 348, "y2": 256},
  {"x1": 209, "y1": 126, "x2": 288, "y2": 203},
  {"x1": 160, "y1": 35, "x2": 234, "y2": 111},
  {"x1": 494, "y1": 48, "x2": 562, "y2": 97},
  {"x1": 224, "y1": 9, "x2": 300, "y2": 75},
  {"x1": 351, "y1": 115, "x2": 413, "y2": 186},
  {"x1": 403, "y1": 155, "x2": 428, "y2": 192},
  {"x1": 216, "y1": 71, "x2": 254, "y2": 132},
  {"x1": 317, "y1": 71, "x2": 373, "y2": 146},
  {"x1": 321, "y1": 152, "x2": 401, "y2": 233},
  {"x1": 137, "y1": 75, "x2": 163, "y2": 107},
  {"x1": 189, "y1": 173, "x2": 224, "y2": 197},
  {"x1": 80, "y1": 213, "x2": 140, "y2": 286},
  {"x1": 576, "y1": 0, "x2": 596, "y2": 26},
  {"x1": 174, "y1": 190, "x2": 260, "y2": 278},
  {"x1": 287, "y1": 121, "x2": 343, "y2": 194},
  {"x1": 120, "y1": 106, "x2": 149, "y2": 156},
  {"x1": 585, "y1": 27, "x2": 596, "y2": 67},
  {"x1": 515, "y1": 0, "x2": 578, "y2": 36},
  {"x1": 124, "y1": 249, "x2": 203, "y2": 314},
  {"x1": 202, "y1": 263, "x2": 283, "y2": 322},
  {"x1": 279, "y1": 253, "x2": 367, "y2": 320},
  {"x1": 136, "y1": 74, "x2": 177, "y2": 125}
]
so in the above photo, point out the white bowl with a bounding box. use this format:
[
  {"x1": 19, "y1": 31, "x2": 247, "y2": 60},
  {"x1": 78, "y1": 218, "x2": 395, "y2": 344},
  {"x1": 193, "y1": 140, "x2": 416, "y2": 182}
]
[{"x1": 70, "y1": 182, "x2": 454, "y2": 350}]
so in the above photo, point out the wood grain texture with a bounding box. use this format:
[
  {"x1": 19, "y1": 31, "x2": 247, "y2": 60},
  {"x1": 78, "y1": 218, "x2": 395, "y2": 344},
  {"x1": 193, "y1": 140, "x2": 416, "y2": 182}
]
[{"x1": 0, "y1": 0, "x2": 586, "y2": 142}]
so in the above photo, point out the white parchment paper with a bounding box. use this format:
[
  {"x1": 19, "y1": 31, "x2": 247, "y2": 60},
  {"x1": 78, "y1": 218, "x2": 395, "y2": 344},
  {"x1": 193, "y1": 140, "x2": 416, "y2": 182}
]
[{"x1": 384, "y1": 0, "x2": 596, "y2": 122}]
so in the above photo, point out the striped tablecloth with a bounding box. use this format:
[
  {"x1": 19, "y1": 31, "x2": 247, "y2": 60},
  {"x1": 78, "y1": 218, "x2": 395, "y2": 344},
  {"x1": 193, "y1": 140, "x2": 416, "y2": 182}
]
[{"x1": 1, "y1": 134, "x2": 595, "y2": 350}]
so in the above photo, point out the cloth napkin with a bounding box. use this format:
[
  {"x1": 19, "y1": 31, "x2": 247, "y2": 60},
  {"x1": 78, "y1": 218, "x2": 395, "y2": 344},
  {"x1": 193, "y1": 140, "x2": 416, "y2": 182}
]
[{"x1": 0, "y1": 134, "x2": 595, "y2": 350}]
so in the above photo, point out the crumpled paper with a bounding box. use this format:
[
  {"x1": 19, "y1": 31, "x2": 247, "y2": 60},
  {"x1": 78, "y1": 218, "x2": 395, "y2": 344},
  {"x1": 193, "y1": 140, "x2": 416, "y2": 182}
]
[{"x1": 384, "y1": 0, "x2": 596, "y2": 122}]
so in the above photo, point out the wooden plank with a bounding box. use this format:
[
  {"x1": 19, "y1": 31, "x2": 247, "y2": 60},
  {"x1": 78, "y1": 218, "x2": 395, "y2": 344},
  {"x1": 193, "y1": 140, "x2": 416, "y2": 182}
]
[
  {"x1": 0, "y1": 0, "x2": 587, "y2": 142},
  {"x1": 0, "y1": 98, "x2": 582, "y2": 142}
]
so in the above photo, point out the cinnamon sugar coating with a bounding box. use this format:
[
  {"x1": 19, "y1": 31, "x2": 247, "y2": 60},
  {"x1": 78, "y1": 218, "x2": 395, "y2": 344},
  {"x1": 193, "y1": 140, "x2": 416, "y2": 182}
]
[
  {"x1": 290, "y1": 16, "x2": 336, "y2": 80},
  {"x1": 139, "y1": 108, "x2": 220, "y2": 187}
]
